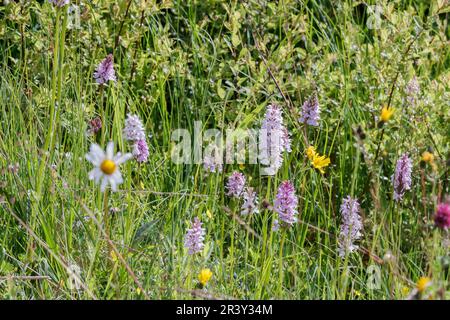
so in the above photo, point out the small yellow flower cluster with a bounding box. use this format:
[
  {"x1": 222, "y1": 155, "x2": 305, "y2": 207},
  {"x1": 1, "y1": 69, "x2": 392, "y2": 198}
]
[
  {"x1": 401, "y1": 286, "x2": 410, "y2": 297},
  {"x1": 306, "y1": 146, "x2": 331, "y2": 174}
]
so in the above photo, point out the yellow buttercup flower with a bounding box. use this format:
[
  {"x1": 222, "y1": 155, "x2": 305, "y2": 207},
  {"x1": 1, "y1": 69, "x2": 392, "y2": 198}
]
[
  {"x1": 416, "y1": 277, "x2": 431, "y2": 293},
  {"x1": 311, "y1": 154, "x2": 331, "y2": 174},
  {"x1": 306, "y1": 146, "x2": 317, "y2": 160},
  {"x1": 198, "y1": 268, "x2": 213, "y2": 286},
  {"x1": 380, "y1": 106, "x2": 395, "y2": 122},
  {"x1": 421, "y1": 151, "x2": 437, "y2": 171},
  {"x1": 421, "y1": 151, "x2": 434, "y2": 163}
]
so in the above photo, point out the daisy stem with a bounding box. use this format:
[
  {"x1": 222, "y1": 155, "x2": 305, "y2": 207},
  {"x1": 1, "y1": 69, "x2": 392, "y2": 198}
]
[
  {"x1": 103, "y1": 189, "x2": 110, "y2": 240},
  {"x1": 102, "y1": 188, "x2": 116, "y2": 288}
]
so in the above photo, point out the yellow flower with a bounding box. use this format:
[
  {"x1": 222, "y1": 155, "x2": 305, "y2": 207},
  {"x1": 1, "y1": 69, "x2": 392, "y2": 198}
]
[
  {"x1": 110, "y1": 250, "x2": 118, "y2": 263},
  {"x1": 198, "y1": 268, "x2": 213, "y2": 286},
  {"x1": 416, "y1": 277, "x2": 431, "y2": 293},
  {"x1": 311, "y1": 154, "x2": 331, "y2": 174},
  {"x1": 401, "y1": 286, "x2": 410, "y2": 297},
  {"x1": 306, "y1": 146, "x2": 317, "y2": 160},
  {"x1": 421, "y1": 151, "x2": 434, "y2": 163},
  {"x1": 239, "y1": 163, "x2": 245, "y2": 170},
  {"x1": 380, "y1": 106, "x2": 395, "y2": 122},
  {"x1": 206, "y1": 209, "x2": 213, "y2": 220},
  {"x1": 421, "y1": 151, "x2": 437, "y2": 171}
]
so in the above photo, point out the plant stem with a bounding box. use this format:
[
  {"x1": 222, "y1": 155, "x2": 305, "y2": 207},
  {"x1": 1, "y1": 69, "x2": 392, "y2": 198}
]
[
  {"x1": 103, "y1": 189, "x2": 110, "y2": 240},
  {"x1": 278, "y1": 231, "x2": 286, "y2": 295}
]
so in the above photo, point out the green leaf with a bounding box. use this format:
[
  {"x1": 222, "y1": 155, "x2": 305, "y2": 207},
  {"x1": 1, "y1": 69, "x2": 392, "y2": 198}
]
[
  {"x1": 217, "y1": 80, "x2": 226, "y2": 99},
  {"x1": 231, "y1": 33, "x2": 241, "y2": 47}
]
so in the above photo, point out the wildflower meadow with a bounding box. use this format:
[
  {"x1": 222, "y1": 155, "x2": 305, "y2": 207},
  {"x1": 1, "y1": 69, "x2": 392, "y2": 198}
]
[{"x1": 0, "y1": 0, "x2": 449, "y2": 301}]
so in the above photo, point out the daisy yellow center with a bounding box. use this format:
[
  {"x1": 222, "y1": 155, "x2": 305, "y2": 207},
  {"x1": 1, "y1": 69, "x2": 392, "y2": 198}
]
[{"x1": 100, "y1": 159, "x2": 116, "y2": 175}]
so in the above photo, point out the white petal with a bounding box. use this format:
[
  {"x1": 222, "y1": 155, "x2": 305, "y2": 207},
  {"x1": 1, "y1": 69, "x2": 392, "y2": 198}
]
[
  {"x1": 88, "y1": 169, "x2": 96, "y2": 181},
  {"x1": 88, "y1": 168, "x2": 103, "y2": 183},
  {"x1": 106, "y1": 142, "x2": 114, "y2": 160},
  {"x1": 90, "y1": 143, "x2": 105, "y2": 158},
  {"x1": 109, "y1": 176, "x2": 117, "y2": 192},
  {"x1": 86, "y1": 144, "x2": 105, "y2": 166},
  {"x1": 114, "y1": 153, "x2": 132, "y2": 165},
  {"x1": 100, "y1": 176, "x2": 109, "y2": 192},
  {"x1": 111, "y1": 170, "x2": 123, "y2": 185},
  {"x1": 86, "y1": 153, "x2": 102, "y2": 166}
]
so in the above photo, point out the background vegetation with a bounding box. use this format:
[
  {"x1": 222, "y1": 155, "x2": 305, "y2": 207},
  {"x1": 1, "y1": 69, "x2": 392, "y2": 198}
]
[{"x1": 0, "y1": 0, "x2": 449, "y2": 299}]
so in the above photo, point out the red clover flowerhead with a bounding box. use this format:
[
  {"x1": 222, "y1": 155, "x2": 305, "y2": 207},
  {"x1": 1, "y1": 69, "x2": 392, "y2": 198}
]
[{"x1": 434, "y1": 202, "x2": 450, "y2": 230}]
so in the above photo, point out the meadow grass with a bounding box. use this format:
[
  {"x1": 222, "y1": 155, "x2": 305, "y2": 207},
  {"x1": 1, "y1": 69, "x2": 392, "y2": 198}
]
[{"x1": 0, "y1": 0, "x2": 449, "y2": 299}]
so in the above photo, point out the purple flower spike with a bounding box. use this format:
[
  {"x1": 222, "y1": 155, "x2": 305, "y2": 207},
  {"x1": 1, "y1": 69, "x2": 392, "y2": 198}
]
[
  {"x1": 226, "y1": 172, "x2": 246, "y2": 198},
  {"x1": 184, "y1": 217, "x2": 206, "y2": 255},
  {"x1": 132, "y1": 139, "x2": 149, "y2": 163},
  {"x1": 434, "y1": 203, "x2": 450, "y2": 230},
  {"x1": 392, "y1": 153, "x2": 413, "y2": 201},
  {"x1": 94, "y1": 54, "x2": 116, "y2": 84},
  {"x1": 123, "y1": 114, "x2": 146, "y2": 142},
  {"x1": 299, "y1": 94, "x2": 320, "y2": 127},
  {"x1": 338, "y1": 196, "x2": 363, "y2": 258},
  {"x1": 259, "y1": 104, "x2": 291, "y2": 174},
  {"x1": 274, "y1": 180, "x2": 298, "y2": 227},
  {"x1": 123, "y1": 114, "x2": 149, "y2": 163}
]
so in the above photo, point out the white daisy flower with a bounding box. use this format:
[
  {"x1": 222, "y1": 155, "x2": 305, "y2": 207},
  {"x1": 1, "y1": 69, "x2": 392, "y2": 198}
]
[{"x1": 85, "y1": 142, "x2": 132, "y2": 192}]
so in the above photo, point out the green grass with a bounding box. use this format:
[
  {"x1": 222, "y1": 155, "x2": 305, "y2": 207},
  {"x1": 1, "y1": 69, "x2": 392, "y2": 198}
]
[{"x1": 0, "y1": 0, "x2": 449, "y2": 299}]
